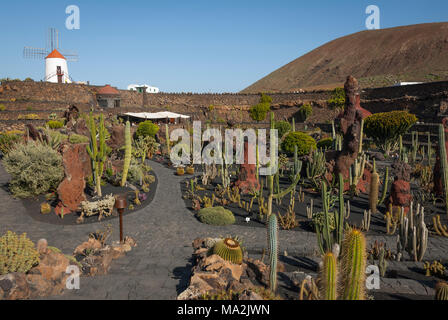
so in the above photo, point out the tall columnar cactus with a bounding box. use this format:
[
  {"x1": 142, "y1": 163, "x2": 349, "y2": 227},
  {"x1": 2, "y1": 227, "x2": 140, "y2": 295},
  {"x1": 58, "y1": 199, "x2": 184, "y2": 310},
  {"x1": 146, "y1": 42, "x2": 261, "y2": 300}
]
[
  {"x1": 86, "y1": 113, "x2": 107, "y2": 196},
  {"x1": 378, "y1": 166, "x2": 389, "y2": 205},
  {"x1": 319, "y1": 252, "x2": 338, "y2": 300},
  {"x1": 165, "y1": 123, "x2": 171, "y2": 155},
  {"x1": 291, "y1": 117, "x2": 295, "y2": 132},
  {"x1": 369, "y1": 160, "x2": 379, "y2": 214},
  {"x1": 435, "y1": 282, "x2": 448, "y2": 300},
  {"x1": 427, "y1": 131, "x2": 434, "y2": 166},
  {"x1": 267, "y1": 213, "x2": 278, "y2": 293},
  {"x1": 121, "y1": 120, "x2": 132, "y2": 187},
  {"x1": 341, "y1": 229, "x2": 367, "y2": 300},
  {"x1": 438, "y1": 124, "x2": 448, "y2": 216},
  {"x1": 358, "y1": 119, "x2": 364, "y2": 154}
]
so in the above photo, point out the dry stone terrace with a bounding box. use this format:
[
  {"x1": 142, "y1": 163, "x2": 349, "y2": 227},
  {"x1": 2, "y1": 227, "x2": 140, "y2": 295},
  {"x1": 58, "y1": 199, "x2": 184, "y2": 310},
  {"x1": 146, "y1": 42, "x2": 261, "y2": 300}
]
[{"x1": 1, "y1": 160, "x2": 446, "y2": 299}]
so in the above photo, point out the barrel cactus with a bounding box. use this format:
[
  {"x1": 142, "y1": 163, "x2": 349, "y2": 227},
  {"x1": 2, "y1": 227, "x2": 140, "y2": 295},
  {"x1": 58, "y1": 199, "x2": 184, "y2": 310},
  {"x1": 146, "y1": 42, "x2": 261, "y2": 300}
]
[
  {"x1": 197, "y1": 206, "x2": 235, "y2": 226},
  {"x1": 0, "y1": 231, "x2": 40, "y2": 275},
  {"x1": 213, "y1": 238, "x2": 243, "y2": 265}
]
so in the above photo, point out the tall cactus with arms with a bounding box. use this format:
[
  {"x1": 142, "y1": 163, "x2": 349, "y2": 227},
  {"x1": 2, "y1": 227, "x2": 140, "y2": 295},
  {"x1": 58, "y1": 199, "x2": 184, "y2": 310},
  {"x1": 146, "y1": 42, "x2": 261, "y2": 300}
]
[{"x1": 86, "y1": 113, "x2": 107, "y2": 197}]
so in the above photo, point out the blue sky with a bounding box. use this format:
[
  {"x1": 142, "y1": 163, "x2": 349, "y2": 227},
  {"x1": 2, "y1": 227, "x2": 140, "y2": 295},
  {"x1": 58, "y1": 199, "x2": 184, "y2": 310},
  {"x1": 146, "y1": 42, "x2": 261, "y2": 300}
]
[{"x1": 0, "y1": 0, "x2": 447, "y2": 92}]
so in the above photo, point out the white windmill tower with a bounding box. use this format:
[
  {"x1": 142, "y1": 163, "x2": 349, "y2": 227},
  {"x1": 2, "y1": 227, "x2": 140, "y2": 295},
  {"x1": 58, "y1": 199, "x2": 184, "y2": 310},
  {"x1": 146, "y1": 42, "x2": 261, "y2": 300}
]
[{"x1": 23, "y1": 28, "x2": 79, "y2": 83}]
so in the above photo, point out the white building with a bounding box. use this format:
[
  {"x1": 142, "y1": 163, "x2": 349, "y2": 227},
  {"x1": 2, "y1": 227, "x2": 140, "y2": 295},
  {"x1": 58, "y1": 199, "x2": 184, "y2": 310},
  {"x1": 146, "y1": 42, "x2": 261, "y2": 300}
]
[
  {"x1": 393, "y1": 81, "x2": 423, "y2": 86},
  {"x1": 128, "y1": 84, "x2": 159, "y2": 93},
  {"x1": 45, "y1": 49, "x2": 71, "y2": 84}
]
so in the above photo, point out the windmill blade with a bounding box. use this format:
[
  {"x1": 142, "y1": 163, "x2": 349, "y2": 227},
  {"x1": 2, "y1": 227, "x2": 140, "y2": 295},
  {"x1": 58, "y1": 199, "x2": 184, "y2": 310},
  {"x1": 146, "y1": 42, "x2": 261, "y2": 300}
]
[
  {"x1": 60, "y1": 51, "x2": 79, "y2": 62},
  {"x1": 23, "y1": 47, "x2": 48, "y2": 59}
]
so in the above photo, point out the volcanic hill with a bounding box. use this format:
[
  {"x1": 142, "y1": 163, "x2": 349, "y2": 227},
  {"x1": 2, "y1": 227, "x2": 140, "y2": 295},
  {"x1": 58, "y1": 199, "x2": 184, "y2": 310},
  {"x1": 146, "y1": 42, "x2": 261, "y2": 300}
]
[{"x1": 242, "y1": 22, "x2": 448, "y2": 92}]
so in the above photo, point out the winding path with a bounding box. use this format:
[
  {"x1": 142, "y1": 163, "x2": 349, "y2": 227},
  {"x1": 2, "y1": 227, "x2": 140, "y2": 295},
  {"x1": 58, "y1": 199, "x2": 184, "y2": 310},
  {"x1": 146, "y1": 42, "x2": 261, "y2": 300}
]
[{"x1": 1, "y1": 161, "x2": 447, "y2": 299}]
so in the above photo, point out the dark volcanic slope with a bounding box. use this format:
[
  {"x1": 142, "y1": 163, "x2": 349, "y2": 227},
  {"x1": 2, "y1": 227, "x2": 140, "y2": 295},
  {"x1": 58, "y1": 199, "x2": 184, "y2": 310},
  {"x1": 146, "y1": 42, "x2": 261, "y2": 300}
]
[{"x1": 242, "y1": 22, "x2": 448, "y2": 92}]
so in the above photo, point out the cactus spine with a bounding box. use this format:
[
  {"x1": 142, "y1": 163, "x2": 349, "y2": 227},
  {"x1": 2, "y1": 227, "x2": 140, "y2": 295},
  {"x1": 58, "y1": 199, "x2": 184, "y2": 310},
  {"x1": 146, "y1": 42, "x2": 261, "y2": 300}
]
[
  {"x1": 341, "y1": 229, "x2": 366, "y2": 300},
  {"x1": 435, "y1": 282, "x2": 448, "y2": 300},
  {"x1": 369, "y1": 160, "x2": 379, "y2": 214},
  {"x1": 438, "y1": 124, "x2": 448, "y2": 216},
  {"x1": 121, "y1": 120, "x2": 132, "y2": 187},
  {"x1": 267, "y1": 213, "x2": 278, "y2": 293},
  {"x1": 86, "y1": 113, "x2": 107, "y2": 196},
  {"x1": 320, "y1": 252, "x2": 338, "y2": 300}
]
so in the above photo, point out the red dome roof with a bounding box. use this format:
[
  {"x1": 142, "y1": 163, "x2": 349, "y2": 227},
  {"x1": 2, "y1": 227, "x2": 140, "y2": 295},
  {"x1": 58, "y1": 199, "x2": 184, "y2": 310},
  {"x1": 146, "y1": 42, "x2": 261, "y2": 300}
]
[
  {"x1": 97, "y1": 85, "x2": 120, "y2": 95},
  {"x1": 45, "y1": 49, "x2": 66, "y2": 60}
]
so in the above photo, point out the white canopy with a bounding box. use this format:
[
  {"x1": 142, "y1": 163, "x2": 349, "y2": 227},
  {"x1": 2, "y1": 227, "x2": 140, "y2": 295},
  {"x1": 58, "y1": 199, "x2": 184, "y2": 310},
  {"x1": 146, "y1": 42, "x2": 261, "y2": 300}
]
[{"x1": 124, "y1": 111, "x2": 190, "y2": 119}]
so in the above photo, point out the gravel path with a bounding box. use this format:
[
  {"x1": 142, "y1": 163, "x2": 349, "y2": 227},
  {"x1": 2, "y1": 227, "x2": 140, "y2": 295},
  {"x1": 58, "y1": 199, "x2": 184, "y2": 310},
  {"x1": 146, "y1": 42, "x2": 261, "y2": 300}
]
[{"x1": 0, "y1": 160, "x2": 447, "y2": 299}]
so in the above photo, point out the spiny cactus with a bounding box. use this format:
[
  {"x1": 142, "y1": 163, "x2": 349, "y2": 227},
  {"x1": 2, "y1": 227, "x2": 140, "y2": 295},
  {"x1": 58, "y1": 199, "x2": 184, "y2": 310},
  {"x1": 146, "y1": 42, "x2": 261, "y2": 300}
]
[
  {"x1": 435, "y1": 282, "x2": 448, "y2": 300},
  {"x1": 369, "y1": 160, "x2": 379, "y2": 214},
  {"x1": 121, "y1": 120, "x2": 132, "y2": 187},
  {"x1": 86, "y1": 113, "x2": 107, "y2": 196},
  {"x1": 341, "y1": 228, "x2": 367, "y2": 300},
  {"x1": 319, "y1": 252, "x2": 338, "y2": 300},
  {"x1": 378, "y1": 166, "x2": 389, "y2": 205},
  {"x1": 267, "y1": 213, "x2": 278, "y2": 293},
  {"x1": 212, "y1": 238, "x2": 243, "y2": 265},
  {"x1": 438, "y1": 124, "x2": 448, "y2": 216},
  {"x1": 0, "y1": 231, "x2": 40, "y2": 275}
]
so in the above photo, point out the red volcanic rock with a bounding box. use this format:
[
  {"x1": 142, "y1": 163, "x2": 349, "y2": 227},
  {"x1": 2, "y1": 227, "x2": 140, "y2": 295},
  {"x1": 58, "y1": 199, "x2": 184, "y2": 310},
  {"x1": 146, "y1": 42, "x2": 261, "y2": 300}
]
[
  {"x1": 234, "y1": 141, "x2": 260, "y2": 194},
  {"x1": 56, "y1": 143, "x2": 88, "y2": 213},
  {"x1": 107, "y1": 125, "x2": 125, "y2": 150},
  {"x1": 433, "y1": 118, "x2": 448, "y2": 196},
  {"x1": 334, "y1": 76, "x2": 364, "y2": 180},
  {"x1": 389, "y1": 161, "x2": 412, "y2": 214}
]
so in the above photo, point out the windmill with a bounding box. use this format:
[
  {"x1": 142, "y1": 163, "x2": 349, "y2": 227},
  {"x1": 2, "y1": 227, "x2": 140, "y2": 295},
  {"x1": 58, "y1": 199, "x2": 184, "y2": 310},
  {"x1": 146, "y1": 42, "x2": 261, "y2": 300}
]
[{"x1": 23, "y1": 28, "x2": 79, "y2": 83}]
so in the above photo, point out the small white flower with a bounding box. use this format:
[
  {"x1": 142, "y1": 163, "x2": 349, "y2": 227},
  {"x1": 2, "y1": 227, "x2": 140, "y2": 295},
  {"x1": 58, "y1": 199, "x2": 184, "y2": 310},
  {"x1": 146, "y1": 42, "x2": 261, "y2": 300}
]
[{"x1": 245, "y1": 217, "x2": 251, "y2": 223}]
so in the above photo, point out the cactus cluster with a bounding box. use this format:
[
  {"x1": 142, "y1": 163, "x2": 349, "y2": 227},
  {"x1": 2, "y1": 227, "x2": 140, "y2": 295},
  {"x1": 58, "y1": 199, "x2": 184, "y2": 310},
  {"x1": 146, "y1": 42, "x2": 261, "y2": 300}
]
[
  {"x1": 86, "y1": 113, "x2": 107, "y2": 196},
  {"x1": 435, "y1": 282, "x2": 448, "y2": 300},
  {"x1": 0, "y1": 231, "x2": 40, "y2": 275},
  {"x1": 317, "y1": 229, "x2": 368, "y2": 300},
  {"x1": 397, "y1": 203, "x2": 428, "y2": 262},
  {"x1": 212, "y1": 238, "x2": 243, "y2": 265}
]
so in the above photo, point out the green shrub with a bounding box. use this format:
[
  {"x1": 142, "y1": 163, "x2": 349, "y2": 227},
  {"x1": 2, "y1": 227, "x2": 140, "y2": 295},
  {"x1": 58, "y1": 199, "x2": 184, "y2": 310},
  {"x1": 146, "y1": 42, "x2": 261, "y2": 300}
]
[
  {"x1": 0, "y1": 104, "x2": 6, "y2": 111},
  {"x1": 68, "y1": 133, "x2": 90, "y2": 144},
  {"x1": 364, "y1": 111, "x2": 417, "y2": 155},
  {"x1": 327, "y1": 87, "x2": 346, "y2": 110},
  {"x1": 2, "y1": 141, "x2": 64, "y2": 198},
  {"x1": 249, "y1": 102, "x2": 270, "y2": 122},
  {"x1": 281, "y1": 132, "x2": 317, "y2": 156},
  {"x1": 136, "y1": 120, "x2": 159, "y2": 138},
  {"x1": 317, "y1": 137, "x2": 333, "y2": 150},
  {"x1": 298, "y1": 104, "x2": 313, "y2": 121},
  {"x1": 0, "y1": 231, "x2": 39, "y2": 275},
  {"x1": 274, "y1": 120, "x2": 291, "y2": 139},
  {"x1": 46, "y1": 120, "x2": 64, "y2": 129},
  {"x1": 0, "y1": 133, "x2": 21, "y2": 154},
  {"x1": 197, "y1": 206, "x2": 235, "y2": 226},
  {"x1": 260, "y1": 93, "x2": 273, "y2": 105},
  {"x1": 18, "y1": 114, "x2": 39, "y2": 120}
]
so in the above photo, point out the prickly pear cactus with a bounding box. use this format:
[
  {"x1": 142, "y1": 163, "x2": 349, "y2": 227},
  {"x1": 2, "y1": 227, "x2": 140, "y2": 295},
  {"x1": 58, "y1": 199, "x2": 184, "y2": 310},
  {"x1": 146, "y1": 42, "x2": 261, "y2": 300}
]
[
  {"x1": 0, "y1": 231, "x2": 40, "y2": 275},
  {"x1": 212, "y1": 238, "x2": 243, "y2": 265}
]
